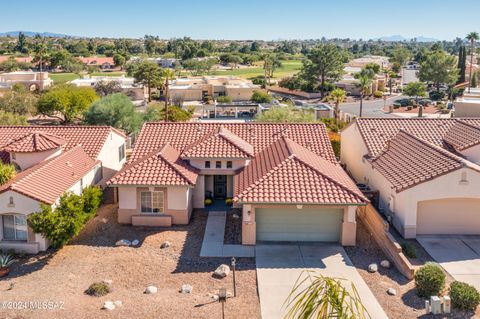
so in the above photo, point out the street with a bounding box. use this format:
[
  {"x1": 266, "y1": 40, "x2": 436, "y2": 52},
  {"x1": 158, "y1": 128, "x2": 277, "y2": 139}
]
[{"x1": 340, "y1": 95, "x2": 407, "y2": 117}]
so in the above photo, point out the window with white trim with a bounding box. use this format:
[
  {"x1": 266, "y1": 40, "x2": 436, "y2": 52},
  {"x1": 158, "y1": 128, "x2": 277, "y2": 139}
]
[
  {"x1": 140, "y1": 191, "x2": 164, "y2": 213},
  {"x1": 118, "y1": 144, "x2": 126, "y2": 162},
  {"x1": 2, "y1": 214, "x2": 27, "y2": 241}
]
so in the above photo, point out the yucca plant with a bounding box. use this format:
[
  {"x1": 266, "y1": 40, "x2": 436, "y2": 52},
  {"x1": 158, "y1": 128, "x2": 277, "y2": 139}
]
[
  {"x1": 284, "y1": 272, "x2": 370, "y2": 319},
  {"x1": 0, "y1": 252, "x2": 15, "y2": 268}
]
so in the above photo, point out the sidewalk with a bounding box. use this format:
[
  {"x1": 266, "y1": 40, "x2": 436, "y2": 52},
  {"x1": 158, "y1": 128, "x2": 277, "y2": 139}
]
[{"x1": 200, "y1": 211, "x2": 255, "y2": 258}]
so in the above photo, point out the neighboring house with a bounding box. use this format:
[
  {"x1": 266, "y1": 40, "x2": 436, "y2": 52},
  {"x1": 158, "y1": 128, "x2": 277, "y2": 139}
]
[
  {"x1": 454, "y1": 88, "x2": 480, "y2": 117},
  {"x1": 108, "y1": 123, "x2": 367, "y2": 246},
  {"x1": 346, "y1": 55, "x2": 390, "y2": 69},
  {"x1": 70, "y1": 76, "x2": 147, "y2": 105},
  {"x1": 168, "y1": 76, "x2": 259, "y2": 102},
  {"x1": 0, "y1": 56, "x2": 33, "y2": 64},
  {"x1": 79, "y1": 57, "x2": 115, "y2": 70},
  {"x1": 335, "y1": 73, "x2": 386, "y2": 96},
  {"x1": 0, "y1": 71, "x2": 53, "y2": 91},
  {"x1": 341, "y1": 118, "x2": 480, "y2": 239},
  {"x1": 0, "y1": 126, "x2": 127, "y2": 253}
]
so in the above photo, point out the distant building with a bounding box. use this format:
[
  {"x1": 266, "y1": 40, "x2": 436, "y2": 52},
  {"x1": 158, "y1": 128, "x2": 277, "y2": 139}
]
[
  {"x1": 346, "y1": 55, "x2": 390, "y2": 69},
  {"x1": 454, "y1": 88, "x2": 480, "y2": 117},
  {"x1": 79, "y1": 57, "x2": 115, "y2": 70},
  {"x1": 0, "y1": 71, "x2": 53, "y2": 91},
  {"x1": 168, "y1": 76, "x2": 259, "y2": 102}
]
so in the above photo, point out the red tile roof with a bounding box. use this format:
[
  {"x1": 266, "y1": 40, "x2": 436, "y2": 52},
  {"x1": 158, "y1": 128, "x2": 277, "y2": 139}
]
[
  {"x1": 79, "y1": 57, "x2": 114, "y2": 65},
  {"x1": 131, "y1": 122, "x2": 337, "y2": 163},
  {"x1": 234, "y1": 137, "x2": 366, "y2": 204},
  {"x1": 182, "y1": 126, "x2": 254, "y2": 159},
  {"x1": 370, "y1": 130, "x2": 476, "y2": 192},
  {"x1": 0, "y1": 145, "x2": 99, "y2": 204},
  {"x1": 444, "y1": 120, "x2": 480, "y2": 151},
  {"x1": 2, "y1": 131, "x2": 66, "y2": 153},
  {"x1": 108, "y1": 144, "x2": 198, "y2": 186},
  {"x1": 0, "y1": 126, "x2": 125, "y2": 159}
]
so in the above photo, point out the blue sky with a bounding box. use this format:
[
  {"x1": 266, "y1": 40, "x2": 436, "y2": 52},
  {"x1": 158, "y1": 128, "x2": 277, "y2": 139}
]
[{"x1": 2, "y1": 0, "x2": 478, "y2": 40}]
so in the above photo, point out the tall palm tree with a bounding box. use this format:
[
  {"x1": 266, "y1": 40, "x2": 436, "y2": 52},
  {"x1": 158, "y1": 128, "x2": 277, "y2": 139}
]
[
  {"x1": 161, "y1": 68, "x2": 176, "y2": 122},
  {"x1": 285, "y1": 273, "x2": 370, "y2": 319},
  {"x1": 356, "y1": 74, "x2": 372, "y2": 117},
  {"x1": 329, "y1": 88, "x2": 346, "y2": 126},
  {"x1": 33, "y1": 42, "x2": 49, "y2": 72},
  {"x1": 467, "y1": 32, "x2": 479, "y2": 93}
]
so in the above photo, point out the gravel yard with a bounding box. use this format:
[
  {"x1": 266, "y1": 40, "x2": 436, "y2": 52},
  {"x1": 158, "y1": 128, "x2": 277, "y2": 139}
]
[
  {"x1": 345, "y1": 220, "x2": 480, "y2": 319},
  {"x1": 0, "y1": 205, "x2": 260, "y2": 319},
  {"x1": 224, "y1": 209, "x2": 242, "y2": 245}
]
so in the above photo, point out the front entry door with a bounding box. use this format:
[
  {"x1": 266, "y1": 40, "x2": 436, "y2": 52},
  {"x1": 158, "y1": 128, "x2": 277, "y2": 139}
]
[{"x1": 214, "y1": 175, "x2": 227, "y2": 199}]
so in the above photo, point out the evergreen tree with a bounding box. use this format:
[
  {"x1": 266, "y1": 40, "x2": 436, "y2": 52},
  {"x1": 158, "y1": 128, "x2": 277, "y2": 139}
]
[
  {"x1": 457, "y1": 46, "x2": 466, "y2": 84},
  {"x1": 472, "y1": 71, "x2": 478, "y2": 88}
]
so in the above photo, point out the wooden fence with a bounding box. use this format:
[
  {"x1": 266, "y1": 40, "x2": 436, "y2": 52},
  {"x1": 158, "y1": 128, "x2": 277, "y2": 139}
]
[{"x1": 357, "y1": 204, "x2": 416, "y2": 280}]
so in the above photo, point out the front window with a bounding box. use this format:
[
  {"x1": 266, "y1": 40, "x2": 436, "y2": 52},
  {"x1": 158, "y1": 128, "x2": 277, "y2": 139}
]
[
  {"x1": 205, "y1": 161, "x2": 211, "y2": 168},
  {"x1": 226, "y1": 161, "x2": 232, "y2": 168},
  {"x1": 216, "y1": 161, "x2": 222, "y2": 169},
  {"x1": 140, "y1": 191, "x2": 164, "y2": 213},
  {"x1": 118, "y1": 144, "x2": 126, "y2": 162},
  {"x1": 2, "y1": 214, "x2": 27, "y2": 241}
]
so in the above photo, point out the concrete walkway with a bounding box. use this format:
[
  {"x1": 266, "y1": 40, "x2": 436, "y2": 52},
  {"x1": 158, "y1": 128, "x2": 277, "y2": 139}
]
[
  {"x1": 200, "y1": 211, "x2": 254, "y2": 258},
  {"x1": 418, "y1": 235, "x2": 480, "y2": 290},
  {"x1": 256, "y1": 244, "x2": 388, "y2": 319}
]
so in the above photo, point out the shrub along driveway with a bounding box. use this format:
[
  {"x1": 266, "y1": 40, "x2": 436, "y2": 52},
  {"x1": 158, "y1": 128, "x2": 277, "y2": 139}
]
[
  {"x1": 255, "y1": 243, "x2": 388, "y2": 319},
  {"x1": 418, "y1": 235, "x2": 480, "y2": 290}
]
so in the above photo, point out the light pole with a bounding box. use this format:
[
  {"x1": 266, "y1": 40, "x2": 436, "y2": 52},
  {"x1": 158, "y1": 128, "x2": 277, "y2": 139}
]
[
  {"x1": 231, "y1": 257, "x2": 237, "y2": 297},
  {"x1": 219, "y1": 288, "x2": 227, "y2": 319}
]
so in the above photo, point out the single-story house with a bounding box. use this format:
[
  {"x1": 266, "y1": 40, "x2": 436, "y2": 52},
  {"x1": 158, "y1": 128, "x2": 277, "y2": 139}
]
[
  {"x1": 108, "y1": 123, "x2": 367, "y2": 246},
  {"x1": 341, "y1": 118, "x2": 480, "y2": 239},
  {"x1": 0, "y1": 126, "x2": 127, "y2": 253},
  {"x1": 79, "y1": 57, "x2": 115, "y2": 70}
]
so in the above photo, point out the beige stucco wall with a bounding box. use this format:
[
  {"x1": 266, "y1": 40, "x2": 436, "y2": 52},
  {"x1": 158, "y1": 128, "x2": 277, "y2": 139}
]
[
  {"x1": 12, "y1": 148, "x2": 62, "y2": 170},
  {"x1": 454, "y1": 100, "x2": 480, "y2": 117},
  {"x1": 225, "y1": 87, "x2": 254, "y2": 101},
  {"x1": 460, "y1": 144, "x2": 480, "y2": 165},
  {"x1": 188, "y1": 159, "x2": 248, "y2": 171},
  {"x1": 192, "y1": 175, "x2": 205, "y2": 209},
  {"x1": 96, "y1": 131, "x2": 127, "y2": 186}
]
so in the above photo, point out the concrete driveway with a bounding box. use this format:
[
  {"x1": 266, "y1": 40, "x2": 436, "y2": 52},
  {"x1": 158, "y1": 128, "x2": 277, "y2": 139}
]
[
  {"x1": 256, "y1": 244, "x2": 387, "y2": 319},
  {"x1": 418, "y1": 236, "x2": 480, "y2": 290}
]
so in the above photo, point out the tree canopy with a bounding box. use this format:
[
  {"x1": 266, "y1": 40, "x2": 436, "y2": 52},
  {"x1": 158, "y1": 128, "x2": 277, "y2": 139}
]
[
  {"x1": 251, "y1": 90, "x2": 273, "y2": 103},
  {"x1": 143, "y1": 103, "x2": 193, "y2": 122},
  {"x1": 418, "y1": 50, "x2": 459, "y2": 91},
  {"x1": 0, "y1": 84, "x2": 37, "y2": 115},
  {"x1": 127, "y1": 60, "x2": 162, "y2": 101},
  {"x1": 255, "y1": 106, "x2": 315, "y2": 122}
]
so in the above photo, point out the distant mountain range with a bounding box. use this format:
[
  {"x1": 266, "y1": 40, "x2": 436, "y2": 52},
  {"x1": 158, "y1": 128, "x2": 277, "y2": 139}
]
[
  {"x1": 0, "y1": 31, "x2": 77, "y2": 38},
  {"x1": 374, "y1": 35, "x2": 439, "y2": 42}
]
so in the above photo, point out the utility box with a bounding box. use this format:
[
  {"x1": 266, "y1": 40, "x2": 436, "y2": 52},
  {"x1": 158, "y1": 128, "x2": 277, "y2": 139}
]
[
  {"x1": 425, "y1": 300, "x2": 431, "y2": 314},
  {"x1": 430, "y1": 296, "x2": 442, "y2": 315},
  {"x1": 442, "y1": 296, "x2": 451, "y2": 314}
]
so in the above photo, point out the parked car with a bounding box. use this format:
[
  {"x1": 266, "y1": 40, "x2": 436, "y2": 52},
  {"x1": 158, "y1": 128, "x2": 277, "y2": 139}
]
[
  {"x1": 393, "y1": 98, "x2": 410, "y2": 107},
  {"x1": 418, "y1": 99, "x2": 432, "y2": 106}
]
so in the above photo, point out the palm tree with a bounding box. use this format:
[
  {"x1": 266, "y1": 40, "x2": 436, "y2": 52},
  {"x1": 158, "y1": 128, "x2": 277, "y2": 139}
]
[
  {"x1": 328, "y1": 88, "x2": 346, "y2": 126},
  {"x1": 356, "y1": 74, "x2": 372, "y2": 117},
  {"x1": 284, "y1": 272, "x2": 370, "y2": 319},
  {"x1": 33, "y1": 41, "x2": 49, "y2": 72},
  {"x1": 161, "y1": 68, "x2": 176, "y2": 122},
  {"x1": 466, "y1": 32, "x2": 479, "y2": 93}
]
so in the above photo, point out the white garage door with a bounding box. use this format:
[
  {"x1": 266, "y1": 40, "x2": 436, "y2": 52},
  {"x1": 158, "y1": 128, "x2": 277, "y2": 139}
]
[
  {"x1": 256, "y1": 207, "x2": 343, "y2": 242},
  {"x1": 417, "y1": 198, "x2": 480, "y2": 235}
]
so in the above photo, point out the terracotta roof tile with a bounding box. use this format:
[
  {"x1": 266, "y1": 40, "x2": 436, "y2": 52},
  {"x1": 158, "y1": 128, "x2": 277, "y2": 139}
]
[
  {"x1": 2, "y1": 131, "x2": 66, "y2": 153},
  {"x1": 0, "y1": 126, "x2": 125, "y2": 158},
  {"x1": 444, "y1": 120, "x2": 480, "y2": 151},
  {"x1": 108, "y1": 144, "x2": 198, "y2": 186},
  {"x1": 182, "y1": 126, "x2": 254, "y2": 158},
  {"x1": 0, "y1": 145, "x2": 99, "y2": 204},
  {"x1": 234, "y1": 137, "x2": 366, "y2": 204}
]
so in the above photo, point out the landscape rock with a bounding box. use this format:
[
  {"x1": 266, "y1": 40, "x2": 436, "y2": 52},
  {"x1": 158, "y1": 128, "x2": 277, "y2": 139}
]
[
  {"x1": 115, "y1": 239, "x2": 131, "y2": 247},
  {"x1": 113, "y1": 300, "x2": 123, "y2": 307},
  {"x1": 181, "y1": 284, "x2": 193, "y2": 294},
  {"x1": 160, "y1": 241, "x2": 171, "y2": 249},
  {"x1": 102, "y1": 301, "x2": 115, "y2": 311},
  {"x1": 368, "y1": 263, "x2": 378, "y2": 273},
  {"x1": 102, "y1": 279, "x2": 113, "y2": 286},
  {"x1": 232, "y1": 214, "x2": 240, "y2": 219},
  {"x1": 144, "y1": 286, "x2": 158, "y2": 294},
  {"x1": 214, "y1": 264, "x2": 231, "y2": 278},
  {"x1": 387, "y1": 288, "x2": 397, "y2": 296},
  {"x1": 210, "y1": 294, "x2": 219, "y2": 301},
  {"x1": 380, "y1": 260, "x2": 391, "y2": 268},
  {"x1": 131, "y1": 239, "x2": 140, "y2": 246}
]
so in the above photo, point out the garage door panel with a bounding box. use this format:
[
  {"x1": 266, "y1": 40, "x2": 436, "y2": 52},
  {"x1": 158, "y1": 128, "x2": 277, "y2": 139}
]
[
  {"x1": 417, "y1": 199, "x2": 480, "y2": 235},
  {"x1": 256, "y1": 208, "x2": 342, "y2": 242}
]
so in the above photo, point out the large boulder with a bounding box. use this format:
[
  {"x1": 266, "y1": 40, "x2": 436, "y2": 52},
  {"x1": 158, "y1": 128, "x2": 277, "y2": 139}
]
[
  {"x1": 144, "y1": 286, "x2": 158, "y2": 294},
  {"x1": 102, "y1": 301, "x2": 115, "y2": 311},
  {"x1": 160, "y1": 241, "x2": 171, "y2": 249},
  {"x1": 368, "y1": 263, "x2": 378, "y2": 273},
  {"x1": 115, "y1": 239, "x2": 131, "y2": 247},
  {"x1": 380, "y1": 260, "x2": 391, "y2": 269},
  {"x1": 181, "y1": 284, "x2": 193, "y2": 294},
  {"x1": 214, "y1": 264, "x2": 231, "y2": 278}
]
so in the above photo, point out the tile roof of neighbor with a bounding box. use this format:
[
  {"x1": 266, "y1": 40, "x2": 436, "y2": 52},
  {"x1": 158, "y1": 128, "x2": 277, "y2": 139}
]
[
  {"x1": 443, "y1": 120, "x2": 480, "y2": 151},
  {"x1": 234, "y1": 137, "x2": 367, "y2": 204},
  {"x1": 0, "y1": 145, "x2": 99, "y2": 204},
  {"x1": 0, "y1": 126, "x2": 126, "y2": 161},
  {"x1": 370, "y1": 130, "x2": 479, "y2": 192},
  {"x1": 2, "y1": 131, "x2": 66, "y2": 153},
  {"x1": 181, "y1": 126, "x2": 254, "y2": 159},
  {"x1": 130, "y1": 122, "x2": 337, "y2": 163},
  {"x1": 108, "y1": 143, "x2": 199, "y2": 186}
]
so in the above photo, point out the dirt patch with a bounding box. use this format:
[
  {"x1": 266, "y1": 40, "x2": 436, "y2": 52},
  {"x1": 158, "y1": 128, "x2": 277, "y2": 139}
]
[
  {"x1": 345, "y1": 220, "x2": 479, "y2": 318},
  {"x1": 0, "y1": 205, "x2": 260, "y2": 319},
  {"x1": 224, "y1": 209, "x2": 242, "y2": 245}
]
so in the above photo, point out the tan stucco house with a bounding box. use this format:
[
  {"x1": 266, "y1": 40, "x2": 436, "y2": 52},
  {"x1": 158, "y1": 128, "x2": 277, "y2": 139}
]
[
  {"x1": 0, "y1": 126, "x2": 127, "y2": 253},
  {"x1": 108, "y1": 123, "x2": 367, "y2": 246},
  {"x1": 341, "y1": 118, "x2": 480, "y2": 239}
]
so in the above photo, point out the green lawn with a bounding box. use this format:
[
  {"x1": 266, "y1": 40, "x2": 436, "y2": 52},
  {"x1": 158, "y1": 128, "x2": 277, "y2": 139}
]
[
  {"x1": 50, "y1": 71, "x2": 127, "y2": 83},
  {"x1": 212, "y1": 60, "x2": 302, "y2": 80}
]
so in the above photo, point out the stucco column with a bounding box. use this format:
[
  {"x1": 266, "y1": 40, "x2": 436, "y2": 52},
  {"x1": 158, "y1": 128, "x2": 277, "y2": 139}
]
[
  {"x1": 341, "y1": 206, "x2": 357, "y2": 246},
  {"x1": 241, "y1": 204, "x2": 256, "y2": 245},
  {"x1": 402, "y1": 198, "x2": 418, "y2": 239}
]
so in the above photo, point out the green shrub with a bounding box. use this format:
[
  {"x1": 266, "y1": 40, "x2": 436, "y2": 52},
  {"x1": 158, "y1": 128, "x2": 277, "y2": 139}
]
[
  {"x1": 204, "y1": 198, "x2": 213, "y2": 206},
  {"x1": 85, "y1": 282, "x2": 111, "y2": 297},
  {"x1": 28, "y1": 187, "x2": 103, "y2": 248},
  {"x1": 216, "y1": 95, "x2": 232, "y2": 103},
  {"x1": 0, "y1": 163, "x2": 16, "y2": 186},
  {"x1": 373, "y1": 90, "x2": 383, "y2": 98},
  {"x1": 225, "y1": 198, "x2": 233, "y2": 206},
  {"x1": 450, "y1": 281, "x2": 480, "y2": 310},
  {"x1": 414, "y1": 262, "x2": 446, "y2": 297},
  {"x1": 251, "y1": 90, "x2": 273, "y2": 103},
  {"x1": 401, "y1": 242, "x2": 417, "y2": 258}
]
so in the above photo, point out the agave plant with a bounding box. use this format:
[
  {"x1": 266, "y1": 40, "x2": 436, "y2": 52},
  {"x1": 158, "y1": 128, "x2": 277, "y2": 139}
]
[
  {"x1": 284, "y1": 272, "x2": 370, "y2": 319},
  {"x1": 0, "y1": 252, "x2": 15, "y2": 268}
]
